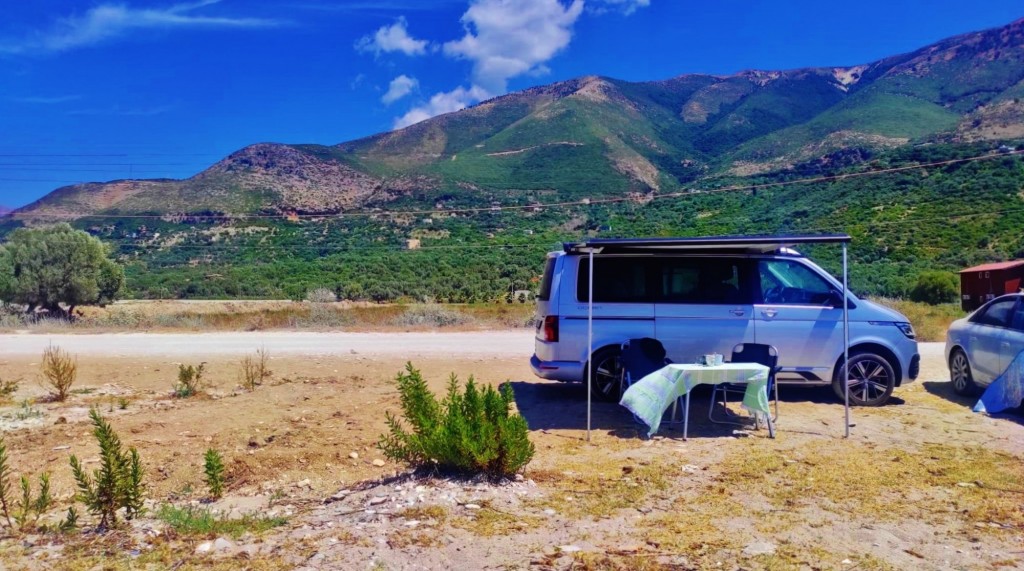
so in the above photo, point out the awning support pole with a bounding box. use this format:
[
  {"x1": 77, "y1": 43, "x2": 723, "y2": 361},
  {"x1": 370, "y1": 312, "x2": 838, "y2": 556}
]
[
  {"x1": 587, "y1": 248, "x2": 594, "y2": 443},
  {"x1": 843, "y1": 243, "x2": 851, "y2": 438}
]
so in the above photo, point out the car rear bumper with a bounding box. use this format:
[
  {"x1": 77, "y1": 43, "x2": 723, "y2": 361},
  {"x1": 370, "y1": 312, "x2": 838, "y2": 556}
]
[{"x1": 530, "y1": 354, "x2": 585, "y2": 383}]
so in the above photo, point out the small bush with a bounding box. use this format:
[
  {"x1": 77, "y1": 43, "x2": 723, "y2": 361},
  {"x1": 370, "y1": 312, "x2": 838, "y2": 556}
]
[
  {"x1": 69, "y1": 408, "x2": 145, "y2": 528},
  {"x1": 41, "y1": 345, "x2": 77, "y2": 401},
  {"x1": 174, "y1": 363, "x2": 206, "y2": 398},
  {"x1": 378, "y1": 363, "x2": 535, "y2": 479},
  {"x1": 0, "y1": 378, "x2": 18, "y2": 403},
  {"x1": 305, "y1": 287, "x2": 337, "y2": 303},
  {"x1": 909, "y1": 271, "x2": 959, "y2": 305},
  {"x1": 239, "y1": 348, "x2": 271, "y2": 391},
  {"x1": 391, "y1": 305, "x2": 474, "y2": 328},
  {"x1": 0, "y1": 438, "x2": 54, "y2": 532},
  {"x1": 204, "y1": 449, "x2": 225, "y2": 500}
]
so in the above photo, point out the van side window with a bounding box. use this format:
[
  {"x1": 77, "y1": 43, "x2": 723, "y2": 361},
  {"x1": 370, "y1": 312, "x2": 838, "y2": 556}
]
[
  {"x1": 577, "y1": 258, "x2": 653, "y2": 302},
  {"x1": 758, "y1": 260, "x2": 835, "y2": 306},
  {"x1": 659, "y1": 258, "x2": 749, "y2": 304}
]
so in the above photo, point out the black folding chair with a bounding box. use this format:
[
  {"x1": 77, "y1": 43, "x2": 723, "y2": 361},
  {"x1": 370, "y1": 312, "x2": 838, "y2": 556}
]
[
  {"x1": 709, "y1": 343, "x2": 780, "y2": 433},
  {"x1": 619, "y1": 337, "x2": 670, "y2": 395}
]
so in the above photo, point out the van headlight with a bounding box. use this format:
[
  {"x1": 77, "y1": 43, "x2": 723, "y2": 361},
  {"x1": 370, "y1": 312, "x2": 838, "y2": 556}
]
[
  {"x1": 895, "y1": 322, "x2": 915, "y2": 339},
  {"x1": 870, "y1": 321, "x2": 916, "y2": 339}
]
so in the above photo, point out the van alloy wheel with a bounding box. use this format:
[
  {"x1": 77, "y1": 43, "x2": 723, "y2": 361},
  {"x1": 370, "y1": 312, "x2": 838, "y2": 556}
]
[
  {"x1": 949, "y1": 349, "x2": 978, "y2": 396},
  {"x1": 831, "y1": 352, "x2": 895, "y2": 406},
  {"x1": 589, "y1": 347, "x2": 623, "y2": 402}
]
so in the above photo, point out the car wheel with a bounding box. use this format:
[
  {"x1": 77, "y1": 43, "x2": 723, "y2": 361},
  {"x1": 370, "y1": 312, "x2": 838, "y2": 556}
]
[
  {"x1": 832, "y1": 352, "x2": 896, "y2": 406},
  {"x1": 588, "y1": 346, "x2": 623, "y2": 402},
  {"x1": 949, "y1": 349, "x2": 978, "y2": 396}
]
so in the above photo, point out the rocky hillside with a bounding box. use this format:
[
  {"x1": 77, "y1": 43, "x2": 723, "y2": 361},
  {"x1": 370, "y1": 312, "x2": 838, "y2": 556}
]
[{"x1": 9, "y1": 17, "x2": 1024, "y2": 220}]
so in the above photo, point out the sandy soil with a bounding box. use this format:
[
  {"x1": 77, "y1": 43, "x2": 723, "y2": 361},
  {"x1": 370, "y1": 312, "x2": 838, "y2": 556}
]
[{"x1": 0, "y1": 335, "x2": 1020, "y2": 570}]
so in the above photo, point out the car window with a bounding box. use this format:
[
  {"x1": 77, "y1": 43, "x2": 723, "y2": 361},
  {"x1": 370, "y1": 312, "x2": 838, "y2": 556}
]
[
  {"x1": 577, "y1": 257, "x2": 653, "y2": 303},
  {"x1": 1010, "y1": 300, "x2": 1024, "y2": 332},
  {"x1": 657, "y1": 258, "x2": 751, "y2": 304},
  {"x1": 757, "y1": 260, "x2": 836, "y2": 306},
  {"x1": 972, "y1": 298, "x2": 1017, "y2": 328}
]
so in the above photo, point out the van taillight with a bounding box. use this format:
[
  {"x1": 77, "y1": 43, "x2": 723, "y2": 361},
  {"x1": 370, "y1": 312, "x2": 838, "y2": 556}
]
[{"x1": 543, "y1": 315, "x2": 559, "y2": 342}]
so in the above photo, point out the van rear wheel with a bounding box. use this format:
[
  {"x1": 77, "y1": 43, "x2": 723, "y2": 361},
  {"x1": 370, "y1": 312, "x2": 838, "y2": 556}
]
[
  {"x1": 588, "y1": 347, "x2": 623, "y2": 402},
  {"x1": 832, "y1": 352, "x2": 896, "y2": 406}
]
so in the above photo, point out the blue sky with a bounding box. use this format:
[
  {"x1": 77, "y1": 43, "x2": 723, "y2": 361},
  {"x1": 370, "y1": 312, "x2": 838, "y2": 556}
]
[{"x1": 0, "y1": 1, "x2": 1021, "y2": 210}]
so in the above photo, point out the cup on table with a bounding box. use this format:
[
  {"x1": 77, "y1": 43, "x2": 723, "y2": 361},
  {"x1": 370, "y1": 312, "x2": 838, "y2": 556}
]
[
  {"x1": 713, "y1": 354, "x2": 724, "y2": 366},
  {"x1": 703, "y1": 354, "x2": 716, "y2": 366}
]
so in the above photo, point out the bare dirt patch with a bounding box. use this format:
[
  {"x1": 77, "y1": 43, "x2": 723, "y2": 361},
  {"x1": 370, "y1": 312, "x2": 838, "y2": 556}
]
[{"x1": 0, "y1": 345, "x2": 1020, "y2": 570}]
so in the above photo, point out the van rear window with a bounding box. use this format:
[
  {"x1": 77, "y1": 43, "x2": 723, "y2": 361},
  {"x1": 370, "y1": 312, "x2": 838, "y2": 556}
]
[{"x1": 538, "y1": 258, "x2": 556, "y2": 301}]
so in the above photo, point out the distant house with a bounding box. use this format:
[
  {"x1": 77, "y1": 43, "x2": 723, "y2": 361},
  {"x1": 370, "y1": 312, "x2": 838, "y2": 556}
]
[
  {"x1": 405, "y1": 238, "x2": 421, "y2": 250},
  {"x1": 959, "y1": 260, "x2": 1024, "y2": 311}
]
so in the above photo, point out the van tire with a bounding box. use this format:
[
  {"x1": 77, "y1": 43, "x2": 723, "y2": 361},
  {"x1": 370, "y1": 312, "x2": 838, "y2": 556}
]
[
  {"x1": 831, "y1": 351, "x2": 896, "y2": 406},
  {"x1": 588, "y1": 346, "x2": 623, "y2": 402}
]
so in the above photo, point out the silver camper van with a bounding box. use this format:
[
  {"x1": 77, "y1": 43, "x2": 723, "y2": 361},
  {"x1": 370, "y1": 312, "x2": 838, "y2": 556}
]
[{"x1": 529, "y1": 236, "x2": 920, "y2": 406}]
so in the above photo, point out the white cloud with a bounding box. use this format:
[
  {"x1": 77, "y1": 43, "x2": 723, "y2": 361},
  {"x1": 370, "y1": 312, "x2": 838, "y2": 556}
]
[
  {"x1": 394, "y1": 0, "x2": 583, "y2": 129},
  {"x1": 355, "y1": 17, "x2": 428, "y2": 57},
  {"x1": 381, "y1": 75, "x2": 419, "y2": 104},
  {"x1": 443, "y1": 0, "x2": 583, "y2": 94},
  {"x1": 0, "y1": 0, "x2": 282, "y2": 54},
  {"x1": 587, "y1": 0, "x2": 651, "y2": 15},
  {"x1": 393, "y1": 85, "x2": 490, "y2": 129}
]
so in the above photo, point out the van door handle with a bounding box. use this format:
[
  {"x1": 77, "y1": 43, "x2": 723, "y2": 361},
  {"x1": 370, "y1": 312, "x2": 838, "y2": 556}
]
[
  {"x1": 729, "y1": 309, "x2": 745, "y2": 316},
  {"x1": 761, "y1": 309, "x2": 777, "y2": 318}
]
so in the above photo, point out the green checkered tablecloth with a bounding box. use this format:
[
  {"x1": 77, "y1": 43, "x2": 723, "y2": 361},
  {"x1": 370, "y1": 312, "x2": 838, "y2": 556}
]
[{"x1": 619, "y1": 363, "x2": 770, "y2": 437}]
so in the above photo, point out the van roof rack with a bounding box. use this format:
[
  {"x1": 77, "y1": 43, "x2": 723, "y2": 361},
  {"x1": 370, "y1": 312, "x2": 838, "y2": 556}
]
[{"x1": 563, "y1": 234, "x2": 851, "y2": 255}]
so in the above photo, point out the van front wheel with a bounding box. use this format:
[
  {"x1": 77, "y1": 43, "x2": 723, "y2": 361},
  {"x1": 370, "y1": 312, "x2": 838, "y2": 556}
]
[
  {"x1": 588, "y1": 347, "x2": 623, "y2": 402},
  {"x1": 832, "y1": 352, "x2": 896, "y2": 406}
]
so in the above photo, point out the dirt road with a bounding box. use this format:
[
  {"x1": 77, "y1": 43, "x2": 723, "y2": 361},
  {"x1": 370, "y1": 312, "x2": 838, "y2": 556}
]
[{"x1": 0, "y1": 330, "x2": 536, "y2": 357}]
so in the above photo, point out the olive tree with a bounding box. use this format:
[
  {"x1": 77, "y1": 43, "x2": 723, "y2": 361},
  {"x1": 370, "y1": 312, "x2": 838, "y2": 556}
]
[{"x1": 0, "y1": 224, "x2": 125, "y2": 316}]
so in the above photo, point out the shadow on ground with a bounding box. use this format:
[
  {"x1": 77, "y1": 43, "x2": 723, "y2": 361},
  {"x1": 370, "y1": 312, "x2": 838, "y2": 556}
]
[
  {"x1": 923, "y1": 380, "x2": 1024, "y2": 425},
  {"x1": 508, "y1": 380, "x2": 872, "y2": 440}
]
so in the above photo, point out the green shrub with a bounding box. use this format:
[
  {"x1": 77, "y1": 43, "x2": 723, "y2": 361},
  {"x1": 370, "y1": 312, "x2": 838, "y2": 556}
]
[
  {"x1": 204, "y1": 448, "x2": 225, "y2": 500},
  {"x1": 69, "y1": 408, "x2": 145, "y2": 528},
  {"x1": 378, "y1": 363, "x2": 535, "y2": 479},
  {"x1": 0, "y1": 438, "x2": 54, "y2": 532},
  {"x1": 909, "y1": 271, "x2": 959, "y2": 305},
  {"x1": 174, "y1": 363, "x2": 206, "y2": 398}
]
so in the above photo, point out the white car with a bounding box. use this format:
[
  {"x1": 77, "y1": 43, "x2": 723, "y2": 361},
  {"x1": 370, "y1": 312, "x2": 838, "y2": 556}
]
[{"x1": 946, "y1": 293, "x2": 1024, "y2": 395}]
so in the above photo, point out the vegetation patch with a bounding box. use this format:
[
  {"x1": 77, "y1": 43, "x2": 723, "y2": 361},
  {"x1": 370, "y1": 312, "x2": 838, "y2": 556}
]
[
  {"x1": 155, "y1": 504, "x2": 287, "y2": 538},
  {"x1": 379, "y1": 363, "x2": 535, "y2": 479},
  {"x1": 529, "y1": 459, "x2": 678, "y2": 519}
]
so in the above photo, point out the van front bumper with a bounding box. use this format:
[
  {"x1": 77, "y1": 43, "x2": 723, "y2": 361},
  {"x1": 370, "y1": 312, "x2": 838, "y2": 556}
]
[{"x1": 530, "y1": 355, "x2": 585, "y2": 383}]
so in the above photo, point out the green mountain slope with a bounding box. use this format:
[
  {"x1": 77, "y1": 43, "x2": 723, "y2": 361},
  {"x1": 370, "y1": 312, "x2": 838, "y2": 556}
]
[{"x1": 9, "y1": 17, "x2": 1023, "y2": 221}]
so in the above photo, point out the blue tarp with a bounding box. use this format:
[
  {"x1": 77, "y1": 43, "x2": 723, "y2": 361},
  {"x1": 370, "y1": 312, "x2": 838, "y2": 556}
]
[{"x1": 974, "y1": 349, "x2": 1024, "y2": 414}]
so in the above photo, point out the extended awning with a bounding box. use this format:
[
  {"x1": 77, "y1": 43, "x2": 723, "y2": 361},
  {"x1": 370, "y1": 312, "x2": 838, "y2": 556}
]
[{"x1": 568, "y1": 233, "x2": 855, "y2": 441}]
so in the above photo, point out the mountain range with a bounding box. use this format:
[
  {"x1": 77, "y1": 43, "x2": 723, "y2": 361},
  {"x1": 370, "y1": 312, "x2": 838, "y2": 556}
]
[{"x1": 9, "y1": 16, "x2": 1024, "y2": 221}]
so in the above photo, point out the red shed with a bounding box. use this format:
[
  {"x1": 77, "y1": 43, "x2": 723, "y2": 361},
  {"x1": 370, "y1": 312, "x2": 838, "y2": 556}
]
[{"x1": 959, "y1": 260, "x2": 1024, "y2": 311}]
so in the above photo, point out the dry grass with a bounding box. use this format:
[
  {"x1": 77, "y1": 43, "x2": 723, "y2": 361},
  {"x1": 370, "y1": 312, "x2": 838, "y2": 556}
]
[
  {"x1": 872, "y1": 298, "x2": 965, "y2": 342},
  {"x1": 529, "y1": 457, "x2": 679, "y2": 519},
  {"x1": 240, "y1": 347, "x2": 272, "y2": 391},
  {"x1": 714, "y1": 439, "x2": 1024, "y2": 530},
  {"x1": 0, "y1": 301, "x2": 536, "y2": 332},
  {"x1": 396, "y1": 504, "x2": 448, "y2": 524},
  {"x1": 450, "y1": 501, "x2": 542, "y2": 536}
]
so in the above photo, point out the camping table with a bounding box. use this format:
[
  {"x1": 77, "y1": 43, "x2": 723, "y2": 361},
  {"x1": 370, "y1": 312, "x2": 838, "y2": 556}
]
[{"x1": 619, "y1": 363, "x2": 772, "y2": 440}]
